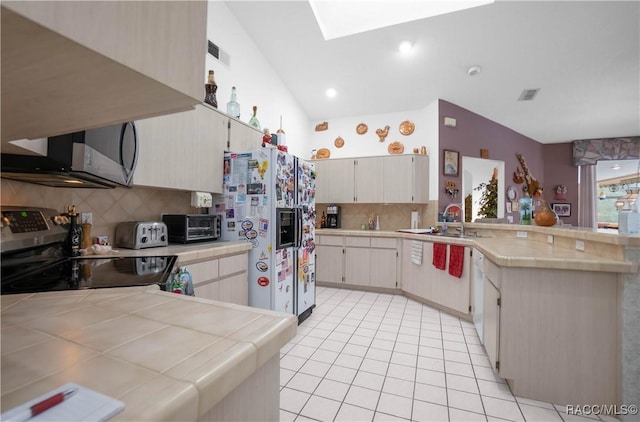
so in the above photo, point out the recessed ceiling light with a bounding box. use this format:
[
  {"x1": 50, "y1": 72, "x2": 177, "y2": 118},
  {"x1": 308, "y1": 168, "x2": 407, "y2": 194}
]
[
  {"x1": 326, "y1": 88, "x2": 337, "y2": 98},
  {"x1": 467, "y1": 65, "x2": 481, "y2": 76},
  {"x1": 399, "y1": 41, "x2": 413, "y2": 54}
]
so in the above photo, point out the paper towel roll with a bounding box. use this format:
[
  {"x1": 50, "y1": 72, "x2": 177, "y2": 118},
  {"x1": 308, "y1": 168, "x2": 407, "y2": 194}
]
[{"x1": 411, "y1": 211, "x2": 420, "y2": 229}]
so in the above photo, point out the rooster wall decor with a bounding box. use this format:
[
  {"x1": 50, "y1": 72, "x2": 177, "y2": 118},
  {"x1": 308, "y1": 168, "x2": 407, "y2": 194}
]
[{"x1": 376, "y1": 125, "x2": 390, "y2": 142}]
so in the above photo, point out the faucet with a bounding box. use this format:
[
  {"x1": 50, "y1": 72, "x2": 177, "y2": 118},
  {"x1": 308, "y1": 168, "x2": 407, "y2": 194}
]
[{"x1": 442, "y1": 203, "x2": 465, "y2": 236}]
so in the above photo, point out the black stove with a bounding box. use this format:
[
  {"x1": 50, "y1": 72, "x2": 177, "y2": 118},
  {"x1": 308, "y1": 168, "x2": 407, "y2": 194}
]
[{"x1": 1, "y1": 206, "x2": 177, "y2": 295}]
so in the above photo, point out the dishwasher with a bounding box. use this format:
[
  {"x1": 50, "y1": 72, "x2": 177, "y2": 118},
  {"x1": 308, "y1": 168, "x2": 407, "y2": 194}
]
[{"x1": 472, "y1": 248, "x2": 485, "y2": 343}]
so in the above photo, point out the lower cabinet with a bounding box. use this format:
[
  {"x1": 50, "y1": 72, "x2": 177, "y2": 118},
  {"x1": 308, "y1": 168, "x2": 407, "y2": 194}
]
[
  {"x1": 483, "y1": 277, "x2": 501, "y2": 371},
  {"x1": 400, "y1": 239, "x2": 471, "y2": 316},
  {"x1": 316, "y1": 235, "x2": 398, "y2": 289},
  {"x1": 180, "y1": 252, "x2": 248, "y2": 306}
]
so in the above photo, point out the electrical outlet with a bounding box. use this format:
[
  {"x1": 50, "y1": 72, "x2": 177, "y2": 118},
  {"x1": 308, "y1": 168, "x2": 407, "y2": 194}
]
[
  {"x1": 80, "y1": 212, "x2": 93, "y2": 225},
  {"x1": 575, "y1": 240, "x2": 585, "y2": 251},
  {"x1": 547, "y1": 235, "x2": 554, "y2": 244},
  {"x1": 516, "y1": 231, "x2": 528, "y2": 238}
]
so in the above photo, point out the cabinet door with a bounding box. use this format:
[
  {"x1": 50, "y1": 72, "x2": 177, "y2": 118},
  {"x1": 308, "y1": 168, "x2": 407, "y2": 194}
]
[
  {"x1": 228, "y1": 119, "x2": 262, "y2": 153},
  {"x1": 413, "y1": 154, "x2": 430, "y2": 203},
  {"x1": 344, "y1": 247, "x2": 370, "y2": 286},
  {"x1": 383, "y1": 155, "x2": 414, "y2": 203},
  {"x1": 133, "y1": 105, "x2": 227, "y2": 192},
  {"x1": 313, "y1": 160, "x2": 331, "y2": 204},
  {"x1": 329, "y1": 159, "x2": 355, "y2": 203},
  {"x1": 355, "y1": 157, "x2": 383, "y2": 203},
  {"x1": 430, "y1": 246, "x2": 471, "y2": 315},
  {"x1": 195, "y1": 281, "x2": 220, "y2": 301},
  {"x1": 219, "y1": 273, "x2": 248, "y2": 306},
  {"x1": 316, "y1": 245, "x2": 344, "y2": 283},
  {"x1": 483, "y1": 278, "x2": 501, "y2": 371},
  {"x1": 2, "y1": 1, "x2": 205, "y2": 142},
  {"x1": 370, "y1": 248, "x2": 397, "y2": 288}
]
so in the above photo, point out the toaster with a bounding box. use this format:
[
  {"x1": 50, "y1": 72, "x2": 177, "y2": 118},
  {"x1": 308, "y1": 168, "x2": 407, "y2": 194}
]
[{"x1": 115, "y1": 221, "x2": 168, "y2": 249}]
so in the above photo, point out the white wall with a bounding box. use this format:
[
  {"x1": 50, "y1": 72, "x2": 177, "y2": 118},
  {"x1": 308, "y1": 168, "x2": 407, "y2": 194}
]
[
  {"x1": 309, "y1": 101, "x2": 440, "y2": 199},
  {"x1": 205, "y1": 1, "x2": 311, "y2": 157}
]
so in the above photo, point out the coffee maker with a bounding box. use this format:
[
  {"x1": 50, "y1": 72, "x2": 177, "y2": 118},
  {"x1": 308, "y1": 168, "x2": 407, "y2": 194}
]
[{"x1": 326, "y1": 205, "x2": 341, "y2": 229}]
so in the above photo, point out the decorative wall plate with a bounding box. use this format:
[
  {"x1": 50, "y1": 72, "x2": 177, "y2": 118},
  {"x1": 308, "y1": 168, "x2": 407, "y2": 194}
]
[
  {"x1": 334, "y1": 137, "x2": 344, "y2": 148},
  {"x1": 356, "y1": 123, "x2": 368, "y2": 135},
  {"x1": 388, "y1": 141, "x2": 404, "y2": 154},
  {"x1": 315, "y1": 121, "x2": 328, "y2": 131},
  {"x1": 399, "y1": 120, "x2": 415, "y2": 136},
  {"x1": 316, "y1": 148, "x2": 331, "y2": 159}
]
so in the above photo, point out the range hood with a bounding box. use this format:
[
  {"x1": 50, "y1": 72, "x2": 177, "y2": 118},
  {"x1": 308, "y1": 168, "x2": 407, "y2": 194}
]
[{"x1": 1, "y1": 122, "x2": 138, "y2": 189}]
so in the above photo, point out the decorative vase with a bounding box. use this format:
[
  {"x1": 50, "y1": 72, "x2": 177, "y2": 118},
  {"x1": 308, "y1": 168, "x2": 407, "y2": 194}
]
[{"x1": 534, "y1": 200, "x2": 558, "y2": 226}]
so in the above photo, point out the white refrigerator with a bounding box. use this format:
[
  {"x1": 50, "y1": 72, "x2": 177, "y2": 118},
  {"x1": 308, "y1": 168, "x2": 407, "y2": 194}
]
[{"x1": 221, "y1": 148, "x2": 316, "y2": 322}]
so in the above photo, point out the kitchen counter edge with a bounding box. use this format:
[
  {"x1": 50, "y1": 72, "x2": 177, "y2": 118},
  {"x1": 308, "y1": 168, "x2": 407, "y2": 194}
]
[{"x1": 316, "y1": 228, "x2": 638, "y2": 273}]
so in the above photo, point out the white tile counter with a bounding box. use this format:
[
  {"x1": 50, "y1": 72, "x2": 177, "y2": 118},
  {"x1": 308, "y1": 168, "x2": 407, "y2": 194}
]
[{"x1": 0, "y1": 286, "x2": 296, "y2": 421}]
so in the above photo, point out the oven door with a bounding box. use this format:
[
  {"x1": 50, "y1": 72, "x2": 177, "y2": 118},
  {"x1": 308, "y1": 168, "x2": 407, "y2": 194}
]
[{"x1": 276, "y1": 208, "x2": 296, "y2": 250}]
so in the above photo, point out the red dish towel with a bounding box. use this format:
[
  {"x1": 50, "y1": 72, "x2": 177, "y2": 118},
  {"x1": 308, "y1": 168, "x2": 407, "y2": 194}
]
[
  {"x1": 432, "y1": 243, "x2": 447, "y2": 270},
  {"x1": 449, "y1": 245, "x2": 465, "y2": 278}
]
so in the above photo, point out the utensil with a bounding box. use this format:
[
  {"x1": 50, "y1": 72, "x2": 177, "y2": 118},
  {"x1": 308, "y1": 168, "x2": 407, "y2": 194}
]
[
  {"x1": 399, "y1": 120, "x2": 415, "y2": 136},
  {"x1": 316, "y1": 148, "x2": 331, "y2": 159},
  {"x1": 356, "y1": 123, "x2": 368, "y2": 135},
  {"x1": 334, "y1": 137, "x2": 344, "y2": 148},
  {"x1": 388, "y1": 141, "x2": 404, "y2": 154}
]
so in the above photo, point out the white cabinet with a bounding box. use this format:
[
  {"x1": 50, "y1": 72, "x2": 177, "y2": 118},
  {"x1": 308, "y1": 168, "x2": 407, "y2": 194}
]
[
  {"x1": 133, "y1": 104, "x2": 228, "y2": 193},
  {"x1": 355, "y1": 157, "x2": 384, "y2": 203},
  {"x1": 400, "y1": 239, "x2": 471, "y2": 316},
  {"x1": 369, "y1": 237, "x2": 399, "y2": 289},
  {"x1": 228, "y1": 119, "x2": 263, "y2": 153},
  {"x1": 1, "y1": 1, "x2": 206, "y2": 142},
  {"x1": 383, "y1": 155, "x2": 429, "y2": 203},
  {"x1": 344, "y1": 237, "x2": 371, "y2": 287},
  {"x1": 315, "y1": 235, "x2": 344, "y2": 283},
  {"x1": 316, "y1": 235, "x2": 398, "y2": 289},
  {"x1": 313, "y1": 158, "x2": 356, "y2": 204},
  {"x1": 185, "y1": 252, "x2": 249, "y2": 306},
  {"x1": 314, "y1": 155, "x2": 429, "y2": 204},
  {"x1": 483, "y1": 277, "x2": 500, "y2": 371}
]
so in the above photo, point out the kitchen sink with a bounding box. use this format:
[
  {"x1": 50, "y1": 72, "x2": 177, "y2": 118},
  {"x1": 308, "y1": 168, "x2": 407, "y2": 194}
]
[{"x1": 428, "y1": 232, "x2": 490, "y2": 239}]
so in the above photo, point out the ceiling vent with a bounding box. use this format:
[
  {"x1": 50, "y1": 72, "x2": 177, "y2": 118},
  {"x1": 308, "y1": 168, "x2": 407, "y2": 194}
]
[
  {"x1": 518, "y1": 88, "x2": 540, "y2": 101},
  {"x1": 208, "y1": 40, "x2": 231, "y2": 67}
]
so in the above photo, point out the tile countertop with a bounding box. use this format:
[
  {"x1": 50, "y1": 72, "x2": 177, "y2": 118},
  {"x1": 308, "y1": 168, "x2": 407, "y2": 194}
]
[
  {"x1": 317, "y1": 226, "x2": 639, "y2": 273},
  {"x1": 89, "y1": 240, "x2": 252, "y2": 261},
  {"x1": 0, "y1": 286, "x2": 297, "y2": 421}
]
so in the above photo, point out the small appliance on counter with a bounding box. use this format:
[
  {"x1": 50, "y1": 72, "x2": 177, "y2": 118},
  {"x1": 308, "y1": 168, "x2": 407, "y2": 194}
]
[
  {"x1": 115, "y1": 221, "x2": 168, "y2": 249},
  {"x1": 326, "y1": 205, "x2": 341, "y2": 228},
  {"x1": 162, "y1": 214, "x2": 221, "y2": 244},
  {"x1": 1, "y1": 206, "x2": 177, "y2": 295}
]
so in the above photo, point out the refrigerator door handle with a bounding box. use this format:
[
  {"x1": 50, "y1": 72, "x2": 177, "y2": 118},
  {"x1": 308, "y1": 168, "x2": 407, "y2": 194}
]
[{"x1": 296, "y1": 207, "x2": 303, "y2": 248}]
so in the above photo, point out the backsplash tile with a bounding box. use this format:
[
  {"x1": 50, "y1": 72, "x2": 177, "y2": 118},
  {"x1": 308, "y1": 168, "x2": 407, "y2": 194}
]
[
  {"x1": 316, "y1": 202, "x2": 438, "y2": 231},
  {"x1": 1, "y1": 179, "x2": 196, "y2": 242}
]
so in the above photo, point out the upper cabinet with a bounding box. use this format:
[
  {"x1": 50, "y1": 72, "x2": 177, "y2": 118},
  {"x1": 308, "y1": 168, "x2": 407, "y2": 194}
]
[
  {"x1": 227, "y1": 119, "x2": 263, "y2": 153},
  {"x1": 314, "y1": 154, "x2": 429, "y2": 204},
  {"x1": 133, "y1": 104, "x2": 228, "y2": 193},
  {"x1": 1, "y1": 1, "x2": 207, "y2": 143}
]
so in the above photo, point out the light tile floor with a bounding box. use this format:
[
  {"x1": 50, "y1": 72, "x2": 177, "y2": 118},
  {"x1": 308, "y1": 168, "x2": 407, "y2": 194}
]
[{"x1": 280, "y1": 287, "x2": 618, "y2": 422}]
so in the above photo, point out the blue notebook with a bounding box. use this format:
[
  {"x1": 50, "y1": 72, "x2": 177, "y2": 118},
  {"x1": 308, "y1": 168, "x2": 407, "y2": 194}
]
[{"x1": 1, "y1": 383, "x2": 124, "y2": 422}]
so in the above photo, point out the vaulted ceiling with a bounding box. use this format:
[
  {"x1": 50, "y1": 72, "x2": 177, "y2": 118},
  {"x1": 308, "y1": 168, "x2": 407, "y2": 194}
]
[{"x1": 226, "y1": 1, "x2": 639, "y2": 145}]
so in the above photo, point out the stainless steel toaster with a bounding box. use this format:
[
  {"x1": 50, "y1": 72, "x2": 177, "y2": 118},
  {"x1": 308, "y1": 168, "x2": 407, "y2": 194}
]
[{"x1": 115, "y1": 221, "x2": 168, "y2": 249}]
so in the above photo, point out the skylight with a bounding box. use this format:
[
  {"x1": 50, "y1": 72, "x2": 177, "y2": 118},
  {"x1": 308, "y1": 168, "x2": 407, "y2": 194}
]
[{"x1": 309, "y1": 0, "x2": 494, "y2": 40}]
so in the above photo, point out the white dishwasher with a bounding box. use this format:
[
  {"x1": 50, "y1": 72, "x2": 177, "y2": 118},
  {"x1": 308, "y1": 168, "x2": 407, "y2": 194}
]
[{"x1": 472, "y1": 248, "x2": 485, "y2": 343}]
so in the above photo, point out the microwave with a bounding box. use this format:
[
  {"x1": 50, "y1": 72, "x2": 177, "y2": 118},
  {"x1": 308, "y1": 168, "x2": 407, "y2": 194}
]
[{"x1": 162, "y1": 214, "x2": 221, "y2": 244}]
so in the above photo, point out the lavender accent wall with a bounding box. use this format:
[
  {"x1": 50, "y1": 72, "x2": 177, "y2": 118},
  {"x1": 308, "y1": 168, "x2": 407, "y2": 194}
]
[
  {"x1": 542, "y1": 143, "x2": 579, "y2": 226},
  {"x1": 438, "y1": 100, "x2": 545, "y2": 223}
]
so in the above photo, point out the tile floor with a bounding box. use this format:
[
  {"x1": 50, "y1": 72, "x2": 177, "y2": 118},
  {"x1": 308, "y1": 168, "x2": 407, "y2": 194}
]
[{"x1": 279, "y1": 287, "x2": 618, "y2": 422}]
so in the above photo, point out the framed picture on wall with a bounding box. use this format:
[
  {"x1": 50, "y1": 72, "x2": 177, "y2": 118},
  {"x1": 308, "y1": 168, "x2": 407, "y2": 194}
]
[
  {"x1": 552, "y1": 203, "x2": 571, "y2": 217},
  {"x1": 443, "y1": 149, "x2": 459, "y2": 176}
]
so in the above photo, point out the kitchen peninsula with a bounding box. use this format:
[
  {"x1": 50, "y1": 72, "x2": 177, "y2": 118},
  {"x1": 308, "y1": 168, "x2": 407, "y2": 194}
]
[
  {"x1": 316, "y1": 224, "x2": 639, "y2": 409},
  {"x1": 1, "y1": 285, "x2": 297, "y2": 421}
]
